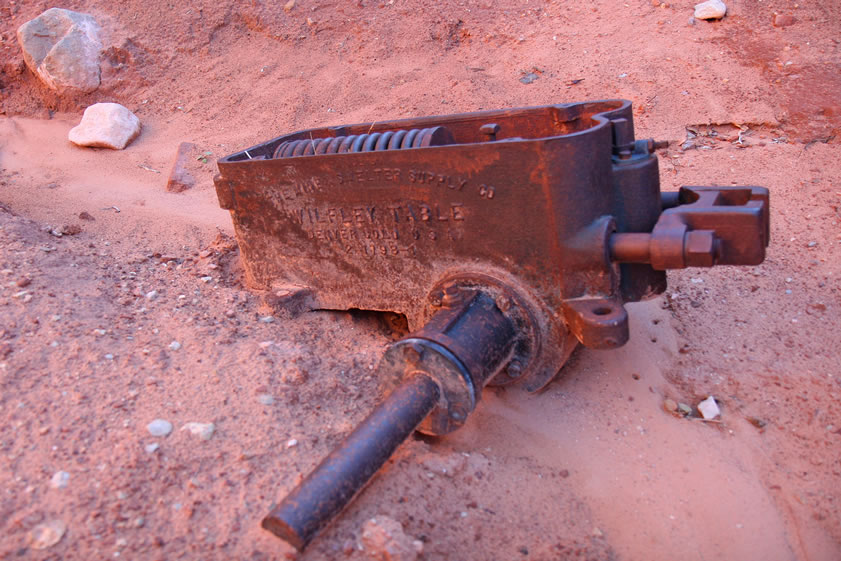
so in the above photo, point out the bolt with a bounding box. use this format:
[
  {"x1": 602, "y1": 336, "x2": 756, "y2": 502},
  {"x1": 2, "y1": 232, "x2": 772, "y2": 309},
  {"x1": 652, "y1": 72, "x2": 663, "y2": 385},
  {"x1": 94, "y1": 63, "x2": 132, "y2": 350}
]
[
  {"x1": 507, "y1": 360, "x2": 522, "y2": 379},
  {"x1": 684, "y1": 230, "x2": 717, "y2": 267},
  {"x1": 441, "y1": 284, "x2": 464, "y2": 307},
  {"x1": 450, "y1": 405, "x2": 467, "y2": 421}
]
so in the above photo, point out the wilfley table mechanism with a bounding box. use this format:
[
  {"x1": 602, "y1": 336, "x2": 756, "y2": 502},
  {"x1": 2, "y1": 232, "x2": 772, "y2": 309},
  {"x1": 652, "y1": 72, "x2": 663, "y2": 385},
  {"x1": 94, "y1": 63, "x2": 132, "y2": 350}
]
[{"x1": 214, "y1": 100, "x2": 770, "y2": 550}]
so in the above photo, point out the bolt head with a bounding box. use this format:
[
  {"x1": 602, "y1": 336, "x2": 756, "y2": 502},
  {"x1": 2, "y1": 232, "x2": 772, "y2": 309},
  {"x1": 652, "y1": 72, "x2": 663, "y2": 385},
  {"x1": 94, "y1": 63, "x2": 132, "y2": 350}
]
[
  {"x1": 685, "y1": 230, "x2": 717, "y2": 267},
  {"x1": 506, "y1": 360, "x2": 522, "y2": 379}
]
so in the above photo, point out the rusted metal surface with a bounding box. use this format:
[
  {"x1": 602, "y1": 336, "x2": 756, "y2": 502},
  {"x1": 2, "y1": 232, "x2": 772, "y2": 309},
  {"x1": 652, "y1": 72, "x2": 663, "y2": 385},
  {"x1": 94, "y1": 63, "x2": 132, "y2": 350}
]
[
  {"x1": 262, "y1": 373, "x2": 441, "y2": 550},
  {"x1": 215, "y1": 99, "x2": 771, "y2": 550}
]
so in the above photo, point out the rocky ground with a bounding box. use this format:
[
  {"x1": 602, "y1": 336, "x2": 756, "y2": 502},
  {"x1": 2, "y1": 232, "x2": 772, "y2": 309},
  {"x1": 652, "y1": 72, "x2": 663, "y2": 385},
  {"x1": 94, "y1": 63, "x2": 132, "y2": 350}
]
[{"x1": 1, "y1": 1, "x2": 840, "y2": 560}]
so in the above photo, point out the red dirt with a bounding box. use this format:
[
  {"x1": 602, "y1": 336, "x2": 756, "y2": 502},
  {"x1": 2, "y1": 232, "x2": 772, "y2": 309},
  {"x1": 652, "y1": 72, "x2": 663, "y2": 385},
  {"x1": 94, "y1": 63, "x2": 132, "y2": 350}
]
[{"x1": 1, "y1": 1, "x2": 840, "y2": 560}]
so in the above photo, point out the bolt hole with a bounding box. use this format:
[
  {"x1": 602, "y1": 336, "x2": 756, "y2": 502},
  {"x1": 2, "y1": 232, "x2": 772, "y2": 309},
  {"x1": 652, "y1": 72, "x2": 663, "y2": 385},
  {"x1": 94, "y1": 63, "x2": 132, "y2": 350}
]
[{"x1": 592, "y1": 307, "x2": 613, "y2": 316}]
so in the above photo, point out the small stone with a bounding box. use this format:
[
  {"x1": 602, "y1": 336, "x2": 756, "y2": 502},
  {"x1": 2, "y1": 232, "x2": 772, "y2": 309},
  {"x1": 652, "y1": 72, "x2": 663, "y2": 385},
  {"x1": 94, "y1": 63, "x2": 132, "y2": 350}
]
[
  {"x1": 694, "y1": 0, "x2": 726, "y2": 20},
  {"x1": 258, "y1": 394, "x2": 275, "y2": 405},
  {"x1": 419, "y1": 452, "x2": 467, "y2": 477},
  {"x1": 16, "y1": 277, "x2": 32, "y2": 288},
  {"x1": 168, "y1": 341, "x2": 181, "y2": 351},
  {"x1": 519, "y1": 72, "x2": 538, "y2": 85},
  {"x1": 225, "y1": 309, "x2": 236, "y2": 318},
  {"x1": 17, "y1": 8, "x2": 102, "y2": 93},
  {"x1": 677, "y1": 403, "x2": 693, "y2": 416},
  {"x1": 663, "y1": 398, "x2": 678, "y2": 415},
  {"x1": 697, "y1": 396, "x2": 721, "y2": 420},
  {"x1": 145, "y1": 443, "x2": 160, "y2": 453},
  {"x1": 259, "y1": 315, "x2": 275, "y2": 323},
  {"x1": 146, "y1": 419, "x2": 173, "y2": 437},
  {"x1": 773, "y1": 13, "x2": 796, "y2": 27},
  {"x1": 200, "y1": 276, "x2": 213, "y2": 283},
  {"x1": 68, "y1": 103, "x2": 142, "y2": 150},
  {"x1": 286, "y1": 438, "x2": 298, "y2": 448},
  {"x1": 60, "y1": 224, "x2": 82, "y2": 235},
  {"x1": 181, "y1": 422, "x2": 215, "y2": 440},
  {"x1": 79, "y1": 211, "x2": 95, "y2": 221},
  {"x1": 28, "y1": 519, "x2": 67, "y2": 549},
  {"x1": 284, "y1": 0, "x2": 296, "y2": 12},
  {"x1": 145, "y1": 290, "x2": 158, "y2": 300},
  {"x1": 281, "y1": 367, "x2": 308, "y2": 385},
  {"x1": 50, "y1": 470, "x2": 70, "y2": 489},
  {"x1": 166, "y1": 142, "x2": 197, "y2": 193},
  {"x1": 359, "y1": 515, "x2": 423, "y2": 561}
]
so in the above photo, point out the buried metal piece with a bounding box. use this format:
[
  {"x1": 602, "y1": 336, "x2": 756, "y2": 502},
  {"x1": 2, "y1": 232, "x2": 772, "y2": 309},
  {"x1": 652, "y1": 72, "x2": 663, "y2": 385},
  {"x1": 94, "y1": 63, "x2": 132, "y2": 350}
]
[
  {"x1": 263, "y1": 291, "x2": 517, "y2": 549},
  {"x1": 215, "y1": 100, "x2": 770, "y2": 550}
]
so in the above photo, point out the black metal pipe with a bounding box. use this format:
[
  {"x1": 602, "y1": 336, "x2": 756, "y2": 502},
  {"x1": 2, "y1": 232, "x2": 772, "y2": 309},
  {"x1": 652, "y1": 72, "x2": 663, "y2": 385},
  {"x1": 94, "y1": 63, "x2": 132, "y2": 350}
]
[{"x1": 262, "y1": 373, "x2": 441, "y2": 550}]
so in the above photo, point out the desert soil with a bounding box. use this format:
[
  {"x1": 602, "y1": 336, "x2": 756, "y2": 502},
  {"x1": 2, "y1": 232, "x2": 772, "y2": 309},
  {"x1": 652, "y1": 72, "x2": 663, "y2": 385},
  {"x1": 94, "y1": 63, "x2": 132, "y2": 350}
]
[{"x1": 1, "y1": 1, "x2": 840, "y2": 560}]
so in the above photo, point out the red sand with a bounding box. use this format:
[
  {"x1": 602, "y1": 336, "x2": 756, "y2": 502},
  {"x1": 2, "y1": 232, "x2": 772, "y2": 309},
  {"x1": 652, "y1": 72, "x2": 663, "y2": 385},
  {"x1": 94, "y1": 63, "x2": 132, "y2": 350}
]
[{"x1": 1, "y1": 1, "x2": 840, "y2": 559}]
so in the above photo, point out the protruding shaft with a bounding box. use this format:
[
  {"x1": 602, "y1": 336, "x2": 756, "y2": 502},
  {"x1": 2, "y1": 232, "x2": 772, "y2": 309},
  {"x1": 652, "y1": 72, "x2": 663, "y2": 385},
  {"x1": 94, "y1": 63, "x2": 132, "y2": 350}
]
[{"x1": 262, "y1": 373, "x2": 441, "y2": 551}]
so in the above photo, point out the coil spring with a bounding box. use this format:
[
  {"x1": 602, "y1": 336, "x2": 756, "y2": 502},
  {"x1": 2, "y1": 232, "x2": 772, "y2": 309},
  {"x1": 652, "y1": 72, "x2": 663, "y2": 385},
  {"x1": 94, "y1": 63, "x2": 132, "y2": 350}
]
[{"x1": 273, "y1": 126, "x2": 454, "y2": 158}]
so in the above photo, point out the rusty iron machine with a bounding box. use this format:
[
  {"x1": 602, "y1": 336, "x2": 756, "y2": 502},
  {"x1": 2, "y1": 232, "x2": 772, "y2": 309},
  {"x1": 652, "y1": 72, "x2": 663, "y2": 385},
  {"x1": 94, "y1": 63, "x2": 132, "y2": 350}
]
[{"x1": 214, "y1": 100, "x2": 769, "y2": 550}]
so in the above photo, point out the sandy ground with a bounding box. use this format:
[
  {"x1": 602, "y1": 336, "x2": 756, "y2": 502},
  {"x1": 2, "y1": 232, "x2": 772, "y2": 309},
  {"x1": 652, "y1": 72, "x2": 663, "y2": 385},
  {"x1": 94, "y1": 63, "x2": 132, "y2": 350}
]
[{"x1": 1, "y1": 1, "x2": 840, "y2": 560}]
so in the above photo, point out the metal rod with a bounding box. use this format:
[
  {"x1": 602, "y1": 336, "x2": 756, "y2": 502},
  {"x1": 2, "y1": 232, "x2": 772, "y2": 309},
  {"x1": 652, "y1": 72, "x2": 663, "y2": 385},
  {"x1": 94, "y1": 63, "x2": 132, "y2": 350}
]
[
  {"x1": 609, "y1": 233, "x2": 652, "y2": 264},
  {"x1": 262, "y1": 373, "x2": 441, "y2": 551}
]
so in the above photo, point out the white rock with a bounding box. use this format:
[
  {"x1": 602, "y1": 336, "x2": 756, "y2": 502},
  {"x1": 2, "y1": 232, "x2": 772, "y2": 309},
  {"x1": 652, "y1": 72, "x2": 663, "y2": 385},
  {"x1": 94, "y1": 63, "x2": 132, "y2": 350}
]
[
  {"x1": 146, "y1": 419, "x2": 173, "y2": 437},
  {"x1": 359, "y1": 515, "x2": 423, "y2": 561},
  {"x1": 145, "y1": 290, "x2": 158, "y2": 300},
  {"x1": 28, "y1": 519, "x2": 67, "y2": 549},
  {"x1": 257, "y1": 394, "x2": 275, "y2": 405},
  {"x1": 50, "y1": 470, "x2": 70, "y2": 489},
  {"x1": 69, "y1": 103, "x2": 142, "y2": 150},
  {"x1": 145, "y1": 443, "x2": 160, "y2": 453},
  {"x1": 181, "y1": 422, "x2": 215, "y2": 440},
  {"x1": 168, "y1": 341, "x2": 181, "y2": 351},
  {"x1": 694, "y1": 0, "x2": 727, "y2": 20},
  {"x1": 286, "y1": 438, "x2": 298, "y2": 448},
  {"x1": 17, "y1": 8, "x2": 102, "y2": 93},
  {"x1": 697, "y1": 396, "x2": 721, "y2": 420}
]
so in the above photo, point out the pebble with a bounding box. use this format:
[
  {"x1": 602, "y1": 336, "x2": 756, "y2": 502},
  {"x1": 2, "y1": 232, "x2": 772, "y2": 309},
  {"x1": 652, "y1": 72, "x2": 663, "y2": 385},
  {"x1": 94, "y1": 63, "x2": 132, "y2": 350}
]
[
  {"x1": 68, "y1": 103, "x2": 142, "y2": 150},
  {"x1": 359, "y1": 515, "x2": 423, "y2": 561},
  {"x1": 663, "y1": 398, "x2": 678, "y2": 415},
  {"x1": 146, "y1": 419, "x2": 173, "y2": 437},
  {"x1": 420, "y1": 452, "x2": 467, "y2": 477},
  {"x1": 519, "y1": 72, "x2": 538, "y2": 85},
  {"x1": 50, "y1": 470, "x2": 70, "y2": 489},
  {"x1": 286, "y1": 438, "x2": 298, "y2": 448},
  {"x1": 181, "y1": 422, "x2": 215, "y2": 440},
  {"x1": 694, "y1": 0, "x2": 726, "y2": 20},
  {"x1": 168, "y1": 341, "x2": 181, "y2": 351},
  {"x1": 677, "y1": 403, "x2": 693, "y2": 416},
  {"x1": 145, "y1": 443, "x2": 160, "y2": 453},
  {"x1": 697, "y1": 396, "x2": 721, "y2": 420},
  {"x1": 259, "y1": 315, "x2": 275, "y2": 323},
  {"x1": 200, "y1": 276, "x2": 213, "y2": 283},
  {"x1": 145, "y1": 290, "x2": 158, "y2": 300},
  {"x1": 28, "y1": 519, "x2": 67, "y2": 549},
  {"x1": 773, "y1": 13, "x2": 795, "y2": 27},
  {"x1": 258, "y1": 394, "x2": 275, "y2": 405}
]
